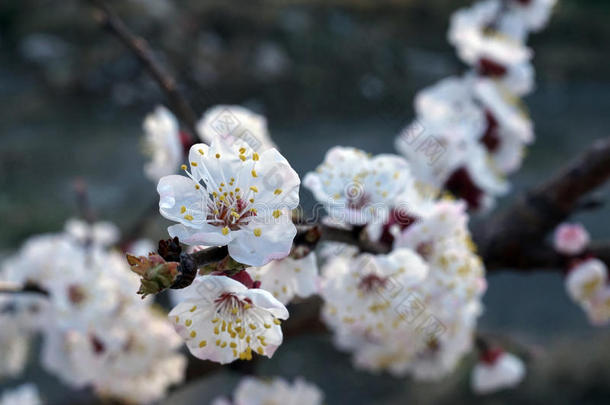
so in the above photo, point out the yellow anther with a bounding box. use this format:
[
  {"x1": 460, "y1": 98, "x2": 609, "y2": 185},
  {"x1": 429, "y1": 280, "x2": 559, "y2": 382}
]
[
  {"x1": 222, "y1": 227, "x2": 229, "y2": 235},
  {"x1": 274, "y1": 189, "x2": 282, "y2": 195},
  {"x1": 215, "y1": 153, "x2": 221, "y2": 158},
  {"x1": 214, "y1": 326, "x2": 219, "y2": 335},
  {"x1": 231, "y1": 211, "x2": 240, "y2": 218},
  {"x1": 222, "y1": 320, "x2": 227, "y2": 332},
  {"x1": 190, "y1": 305, "x2": 197, "y2": 312},
  {"x1": 249, "y1": 198, "x2": 255, "y2": 203},
  {"x1": 216, "y1": 339, "x2": 221, "y2": 346},
  {"x1": 184, "y1": 214, "x2": 194, "y2": 221},
  {"x1": 252, "y1": 153, "x2": 259, "y2": 161},
  {"x1": 221, "y1": 341, "x2": 227, "y2": 348},
  {"x1": 239, "y1": 155, "x2": 246, "y2": 161},
  {"x1": 185, "y1": 319, "x2": 192, "y2": 327},
  {"x1": 212, "y1": 318, "x2": 219, "y2": 323},
  {"x1": 257, "y1": 346, "x2": 264, "y2": 355},
  {"x1": 249, "y1": 323, "x2": 257, "y2": 330},
  {"x1": 251, "y1": 170, "x2": 257, "y2": 177},
  {"x1": 273, "y1": 319, "x2": 281, "y2": 325},
  {"x1": 253, "y1": 228, "x2": 262, "y2": 237},
  {"x1": 264, "y1": 323, "x2": 271, "y2": 329},
  {"x1": 239, "y1": 147, "x2": 246, "y2": 154},
  {"x1": 191, "y1": 162, "x2": 198, "y2": 166},
  {"x1": 231, "y1": 308, "x2": 238, "y2": 315},
  {"x1": 199, "y1": 340, "x2": 207, "y2": 347},
  {"x1": 180, "y1": 206, "x2": 187, "y2": 214},
  {"x1": 235, "y1": 188, "x2": 240, "y2": 192},
  {"x1": 174, "y1": 316, "x2": 179, "y2": 323},
  {"x1": 250, "y1": 186, "x2": 258, "y2": 192},
  {"x1": 190, "y1": 330, "x2": 197, "y2": 338},
  {"x1": 272, "y1": 210, "x2": 281, "y2": 218},
  {"x1": 230, "y1": 342, "x2": 237, "y2": 348},
  {"x1": 181, "y1": 164, "x2": 187, "y2": 171},
  {"x1": 195, "y1": 184, "x2": 200, "y2": 189},
  {"x1": 198, "y1": 148, "x2": 205, "y2": 155},
  {"x1": 250, "y1": 208, "x2": 257, "y2": 214}
]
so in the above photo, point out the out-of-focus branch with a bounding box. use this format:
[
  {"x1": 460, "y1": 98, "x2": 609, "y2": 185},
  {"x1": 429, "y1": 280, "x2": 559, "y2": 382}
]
[
  {"x1": 0, "y1": 282, "x2": 49, "y2": 297},
  {"x1": 86, "y1": 0, "x2": 199, "y2": 137},
  {"x1": 476, "y1": 137, "x2": 610, "y2": 271}
]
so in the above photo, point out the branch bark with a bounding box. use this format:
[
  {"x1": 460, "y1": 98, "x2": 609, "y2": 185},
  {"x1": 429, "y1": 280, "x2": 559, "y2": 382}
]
[
  {"x1": 86, "y1": 0, "x2": 199, "y2": 137},
  {"x1": 476, "y1": 137, "x2": 610, "y2": 271}
]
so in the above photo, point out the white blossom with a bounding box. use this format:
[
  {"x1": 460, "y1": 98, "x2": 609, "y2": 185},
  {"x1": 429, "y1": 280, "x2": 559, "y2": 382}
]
[
  {"x1": 158, "y1": 135, "x2": 300, "y2": 266},
  {"x1": 449, "y1": 0, "x2": 532, "y2": 69},
  {"x1": 247, "y1": 252, "x2": 319, "y2": 305},
  {"x1": 169, "y1": 275, "x2": 289, "y2": 364},
  {"x1": 471, "y1": 351, "x2": 526, "y2": 394},
  {"x1": 565, "y1": 258, "x2": 607, "y2": 303},
  {"x1": 304, "y1": 146, "x2": 414, "y2": 226},
  {"x1": 197, "y1": 105, "x2": 276, "y2": 152},
  {"x1": 213, "y1": 376, "x2": 323, "y2": 405},
  {"x1": 64, "y1": 218, "x2": 120, "y2": 248},
  {"x1": 0, "y1": 384, "x2": 42, "y2": 405},
  {"x1": 142, "y1": 105, "x2": 183, "y2": 181},
  {"x1": 583, "y1": 287, "x2": 610, "y2": 326},
  {"x1": 553, "y1": 222, "x2": 590, "y2": 256},
  {"x1": 395, "y1": 76, "x2": 509, "y2": 210},
  {"x1": 2, "y1": 223, "x2": 186, "y2": 404}
]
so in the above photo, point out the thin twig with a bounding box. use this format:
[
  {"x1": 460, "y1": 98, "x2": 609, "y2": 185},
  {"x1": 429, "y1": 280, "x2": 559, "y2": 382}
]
[{"x1": 86, "y1": 0, "x2": 199, "y2": 137}]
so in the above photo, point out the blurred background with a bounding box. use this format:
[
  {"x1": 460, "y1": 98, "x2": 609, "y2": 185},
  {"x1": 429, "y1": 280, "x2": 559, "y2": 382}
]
[{"x1": 1, "y1": 0, "x2": 609, "y2": 403}]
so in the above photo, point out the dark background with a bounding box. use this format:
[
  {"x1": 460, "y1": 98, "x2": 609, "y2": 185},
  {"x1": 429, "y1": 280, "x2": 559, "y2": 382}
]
[{"x1": 1, "y1": 0, "x2": 609, "y2": 403}]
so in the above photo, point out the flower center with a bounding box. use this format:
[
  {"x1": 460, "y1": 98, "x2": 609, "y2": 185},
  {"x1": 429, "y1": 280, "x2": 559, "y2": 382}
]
[
  {"x1": 205, "y1": 292, "x2": 281, "y2": 361},
  {"x1": 358, "y1": 274, "x2": 388, "y2": 293}
]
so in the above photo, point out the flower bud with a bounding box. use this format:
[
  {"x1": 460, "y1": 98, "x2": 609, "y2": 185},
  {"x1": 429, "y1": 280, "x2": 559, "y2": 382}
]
[{"x1": 126, "y1": 253, "x2": 179, "y2": 298}]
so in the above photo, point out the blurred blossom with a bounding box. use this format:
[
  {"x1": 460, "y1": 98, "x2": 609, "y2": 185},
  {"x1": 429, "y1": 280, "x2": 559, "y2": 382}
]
[
  {"x1": 196, "y1": 105, "x2": 276, "y2": 152},
  {"x1": 211, "y1": 376, "x2": 323, "y2": 405},
  {"x1": 0, "y1": 384, "x2": 42, "y2": 405},
  {"x1": 0, "y1": 222, "x2": 186, "y2": 403},
  {"x1": 553, "y1": 222, "x2": 590, "y2": 256},
  {"x1": 471, "y1": 350, "x2": 526, "y2": 394},
  {"x1": 247, "y1": 252, "x2": 319, "y2": 305},
  {"x1": 142, "y1": 106, "x2": 183, "y2": 182}
]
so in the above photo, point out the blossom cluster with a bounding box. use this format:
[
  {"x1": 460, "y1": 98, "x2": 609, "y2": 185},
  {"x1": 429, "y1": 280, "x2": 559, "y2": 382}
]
[
  {"x1": 0, "y1": 220, "x2": 186, "y2": 404},
  {"x1": 554, "y1": 223, "x2": 610, "y2": 325},
  {"x1": 306, "y1": 147, "x2": 486, "y2": 380},
  {"x1": 396, "y1": 0, "x2": 556, "y2": 210}
]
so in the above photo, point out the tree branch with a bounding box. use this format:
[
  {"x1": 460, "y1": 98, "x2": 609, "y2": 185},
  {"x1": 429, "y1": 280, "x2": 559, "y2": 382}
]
[
  {"x1": 476, "y1": 137, "x2": 610, "y2": 271},
  {"x1": 86, "y1": 0, "x2": 199, "y2": 137}
]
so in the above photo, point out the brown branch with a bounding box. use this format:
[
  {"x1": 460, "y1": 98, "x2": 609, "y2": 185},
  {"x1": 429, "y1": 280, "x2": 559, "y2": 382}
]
[
  {"x1": 476, "y1": 137, "x2": 610, "y2": 271},
  {"x1": 86, "y1": 0, "x2": 199, "y2": 137}
]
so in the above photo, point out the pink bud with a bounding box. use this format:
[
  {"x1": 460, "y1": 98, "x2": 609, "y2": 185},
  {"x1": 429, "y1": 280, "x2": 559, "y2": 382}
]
[{"x1": 553, "y1": 223, "x2": 590, "y2": 256}]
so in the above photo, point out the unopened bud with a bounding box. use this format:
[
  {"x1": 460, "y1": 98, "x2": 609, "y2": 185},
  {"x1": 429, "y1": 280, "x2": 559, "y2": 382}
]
[{"x1": 126, "y1": 253, "x2": 179, "y2": 298}]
